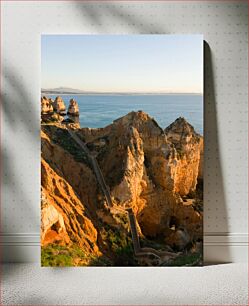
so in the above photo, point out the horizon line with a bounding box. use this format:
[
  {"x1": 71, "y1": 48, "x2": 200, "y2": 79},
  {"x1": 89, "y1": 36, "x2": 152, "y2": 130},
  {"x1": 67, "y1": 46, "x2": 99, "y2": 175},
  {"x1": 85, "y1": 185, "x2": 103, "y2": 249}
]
[{"x1": 41, "y1": 90, "x2": 203, "y2": 95}]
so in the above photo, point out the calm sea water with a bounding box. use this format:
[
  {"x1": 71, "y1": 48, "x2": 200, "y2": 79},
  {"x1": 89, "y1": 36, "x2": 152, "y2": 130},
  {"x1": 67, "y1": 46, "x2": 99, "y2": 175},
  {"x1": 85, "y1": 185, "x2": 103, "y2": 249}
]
[{"x1": 48, "y1": 94, "x2": 203, "y2": 135}]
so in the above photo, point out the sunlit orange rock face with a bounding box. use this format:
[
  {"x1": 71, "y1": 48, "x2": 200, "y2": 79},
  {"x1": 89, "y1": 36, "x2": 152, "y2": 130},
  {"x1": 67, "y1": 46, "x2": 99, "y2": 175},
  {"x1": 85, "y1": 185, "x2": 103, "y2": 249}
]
[
  {"x1": 41, "y1": 111, "x2": 203, "y2": 256},
  {"x1": 41, "y1": 96, "x2": 53, "y2": 114},
  {"x1": 52, "y1": 96, "x2": 66, "y2": 114},
  {"x1": 165, "y1": 117, "x2": 203, "y2": 195},
  {"x1": 41, "y1": 157, "x2": 99, "y2": 253},
  {"x1": 78, "y1": 111, "x2": 203, "y2": 241},
  {"x1": 41, "y1": 129, "x2": 100, "y2": 256},
  {"x1": 67, "y1": 99, "x2": 79, "y2": 116}
]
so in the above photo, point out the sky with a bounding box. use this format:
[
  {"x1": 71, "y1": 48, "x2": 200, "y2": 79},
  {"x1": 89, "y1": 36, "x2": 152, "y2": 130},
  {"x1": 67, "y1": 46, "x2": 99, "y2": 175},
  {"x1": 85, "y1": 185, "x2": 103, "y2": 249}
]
[{"x1": 41, "y1": 35, "x2": 203, "y2": 94}]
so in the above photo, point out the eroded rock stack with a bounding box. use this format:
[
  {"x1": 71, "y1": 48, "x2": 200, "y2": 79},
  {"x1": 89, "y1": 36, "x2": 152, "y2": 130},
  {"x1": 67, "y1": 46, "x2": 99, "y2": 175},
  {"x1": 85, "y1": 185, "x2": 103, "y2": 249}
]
[
  {"x1": 52, "y1": 96, "x2": 66, "y2": 115},
  {"x1": 165, "y1": 117, "x2": 203, "y2": 195},
  {"x1": 67, "y1": 99, "x2": 79, "y2": 116},
  {"x1": 41, "y1": 96, "x2": 80, "y2": 125},
  {"x1": 41, "y1": 96, "x2": 53, "y2": 114}
]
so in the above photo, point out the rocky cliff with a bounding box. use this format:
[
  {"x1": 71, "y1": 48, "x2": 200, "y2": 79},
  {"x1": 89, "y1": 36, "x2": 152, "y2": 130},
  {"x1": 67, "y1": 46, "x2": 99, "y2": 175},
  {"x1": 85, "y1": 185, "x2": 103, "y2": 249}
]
[
  {"x1": 41, "y1": 110, "x2": 203, "y2": 266},
  {"x1": 165, "y1": 117, "x2": 203, "y2": 195},
  {"x1": 52, "y1": 96, "x2": 66, "y2": 115},
  {"x1": 41, "y1": 96, "x2": 53, "y2": 114},
  {"x1": 41, "y1": 158, "x2": 99, "y2": 253},
  {"x1": 67, "y1": 98, "x2": 79, "y2": 116}
]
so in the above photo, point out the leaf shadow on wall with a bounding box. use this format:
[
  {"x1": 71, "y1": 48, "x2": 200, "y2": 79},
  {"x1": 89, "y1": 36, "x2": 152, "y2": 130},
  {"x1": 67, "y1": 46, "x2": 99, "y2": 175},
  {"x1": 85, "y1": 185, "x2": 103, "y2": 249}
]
[
  {"x1": 1, "y1": 1, "x2": 167, "y2": 282},
  {"x1": 76, "y1": 2, "x2": 167, "y2": 33},
  {"x1": 1, "y1": 66, "x2": 40, "y2": 266},
  {"x1": 204, "y1": 41, "x2": 230, "y2": 263}
]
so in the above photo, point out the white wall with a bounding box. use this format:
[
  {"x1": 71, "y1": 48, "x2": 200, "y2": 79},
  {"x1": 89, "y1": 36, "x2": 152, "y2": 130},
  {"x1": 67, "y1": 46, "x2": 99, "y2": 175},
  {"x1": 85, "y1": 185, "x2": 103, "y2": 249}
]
[{"x1": 1, "y1": 0, "x2": 248, "y2": 263}]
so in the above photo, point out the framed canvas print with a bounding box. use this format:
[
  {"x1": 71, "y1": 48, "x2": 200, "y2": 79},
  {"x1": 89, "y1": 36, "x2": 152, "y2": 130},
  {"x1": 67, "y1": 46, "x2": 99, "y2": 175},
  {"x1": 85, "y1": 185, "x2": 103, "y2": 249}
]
[{"x1": 41, "y1": 35, "x2": 203, "y2": 267}]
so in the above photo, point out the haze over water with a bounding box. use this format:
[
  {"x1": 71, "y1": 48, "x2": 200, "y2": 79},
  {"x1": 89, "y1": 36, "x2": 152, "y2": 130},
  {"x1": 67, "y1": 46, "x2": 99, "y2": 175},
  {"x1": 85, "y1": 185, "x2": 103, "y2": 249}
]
[{"x1": 48, "y1": 94, "x2": 203, "y2": 135}]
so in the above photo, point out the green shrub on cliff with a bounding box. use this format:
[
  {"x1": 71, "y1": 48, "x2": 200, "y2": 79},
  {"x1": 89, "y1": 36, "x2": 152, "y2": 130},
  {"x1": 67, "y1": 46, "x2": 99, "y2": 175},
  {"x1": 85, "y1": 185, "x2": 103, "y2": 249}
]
[{"x1": 41, "y1": 244, "x2": 92, "y2": 267}]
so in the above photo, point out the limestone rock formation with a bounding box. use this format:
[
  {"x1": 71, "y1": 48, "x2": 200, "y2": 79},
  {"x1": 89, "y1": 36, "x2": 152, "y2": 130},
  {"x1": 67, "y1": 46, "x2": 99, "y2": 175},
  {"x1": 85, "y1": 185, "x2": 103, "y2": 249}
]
[
  {"x1": 41, "y1": 110, "x2": 203, "y2": 265},
  {"x1": 53, "y1": 96, "x2": 66, "y2": 115},
  {"x1": 41, "y1": 190, "x2": 69, "y2": 245},
  {"x1": 41, "y1": 127, "x2": 99, "y2": 213},
  {"x1": 77, "y1": 111, "x2": 203, "y2": 242},
  {"x1": 165, "y1": 117, "x2": 203, "y2": 195},
  {"x1": 67, "y1": 99, "x2": 79, "y2": 116},
  {"x1": 198, "y1": 138, "x2": 204, "y2": 179},
  {"x1": 41, "y1": 157, "x2": 99, "y2": 254},
  {"x1": 41, "y1": 96, "x2": 53, "y2": 114}
]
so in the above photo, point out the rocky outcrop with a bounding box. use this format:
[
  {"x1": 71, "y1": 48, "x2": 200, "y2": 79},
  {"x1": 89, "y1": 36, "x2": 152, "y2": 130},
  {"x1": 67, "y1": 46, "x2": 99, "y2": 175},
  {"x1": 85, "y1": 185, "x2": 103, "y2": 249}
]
[
  {"x1": 41, "y1": 96, "x2": 53, "y2": 114},
  {"x1": 77, "y1": 112, "x2": 203, "y2": 241},
  {"x1": 41, "y1": 190, "x2": 69, "y2": 245},
  {"x1": 41, "y1": 96, "x2": 81, "y2": 126},
  {"x1": 67, "y1": 99, "x2": 79, "y2": 116},
  {"x1": 41, "y1": 96, "x2": 66, "y2": 123},
  {"x1": 53, "y1": 96, "x2": 66, "y2": 115},
  {"x1": 41, "y1": 127, "x2": 99, "y2": 212},
  {"x1": 165, "y1": 117, "x2": 203, "y2": 195},
  {"x1": 198, "y1": 138, "x2": 204, "y2": 179},
  {"x1": 41, "y1": 110, "x2": 203, "y2": 265},
  {"x1": 48, "y1": 98, "x2": 54, "y2": 104},
  {"x1": 41, "y1": 157, "x2": 99, "y2": 254}
]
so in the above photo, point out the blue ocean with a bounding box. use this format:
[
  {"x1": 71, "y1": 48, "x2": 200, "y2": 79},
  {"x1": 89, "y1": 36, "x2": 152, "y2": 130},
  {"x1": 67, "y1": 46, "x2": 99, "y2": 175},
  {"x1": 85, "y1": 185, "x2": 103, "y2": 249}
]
[{"x1": 48, "y1": 94, "x2": 203, "y2": 135}]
